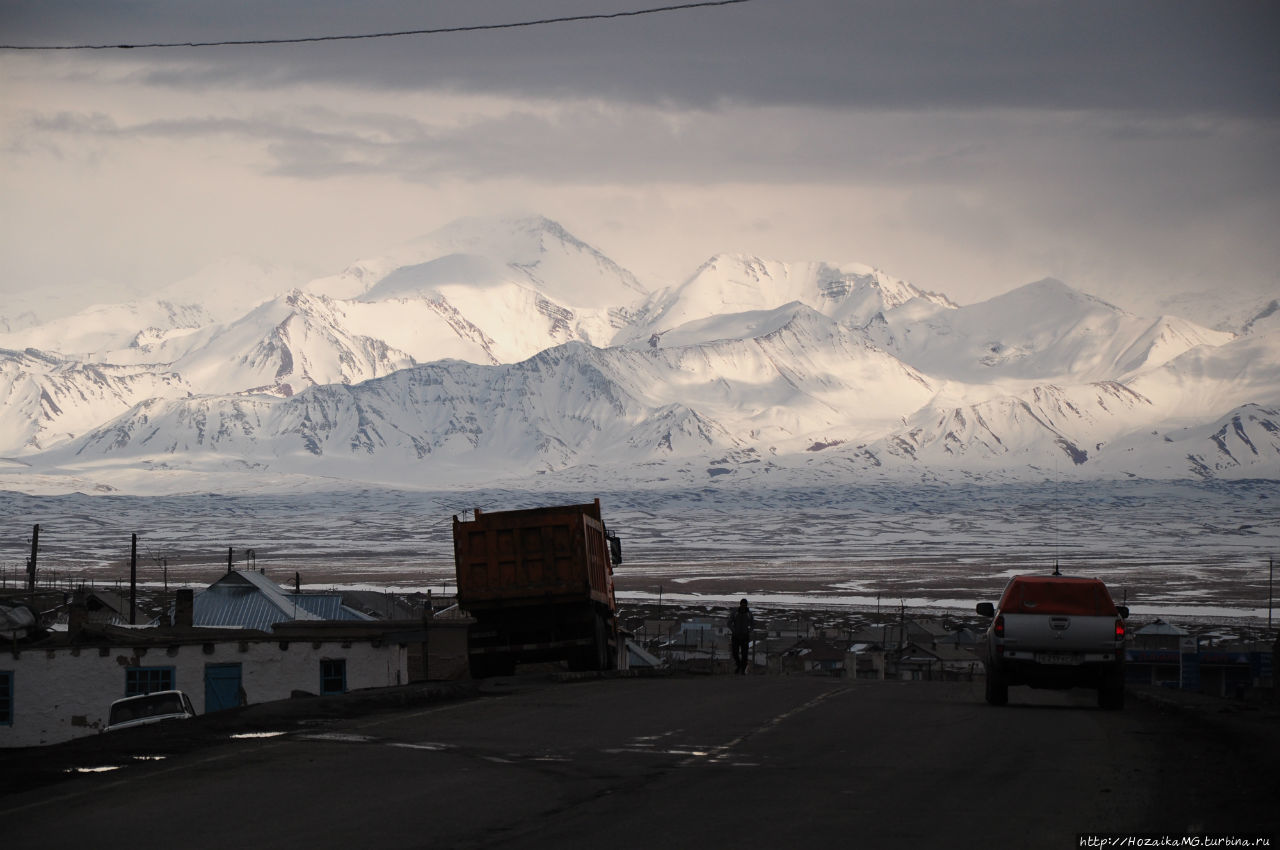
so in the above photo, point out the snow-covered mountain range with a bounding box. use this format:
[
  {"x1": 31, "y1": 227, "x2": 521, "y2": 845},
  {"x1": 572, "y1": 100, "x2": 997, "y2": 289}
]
[{"x1": 1, "y1": 215, "x2": 1276, "y2": 494}]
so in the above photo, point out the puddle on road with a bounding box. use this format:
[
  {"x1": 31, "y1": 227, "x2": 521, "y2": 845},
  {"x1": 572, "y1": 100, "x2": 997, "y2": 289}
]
[
  {"x1": 388, "y1": 742, "x2": 452, "y2": 752},
  {"x1": 606, "y1": 731, "x2": 716, "y2": 759},
  {"x1": 64, "y1": 755, "x2": 169, "y2": 774},
  {"x1": 603, "y1": 746, "x2": 712, "y2": 757},
  {"x1": 295, "y1": 732, "x2": 379, "y2": 743},
  {"x1": 601, "y1": 729, "x2": 766, "y2": 767}
]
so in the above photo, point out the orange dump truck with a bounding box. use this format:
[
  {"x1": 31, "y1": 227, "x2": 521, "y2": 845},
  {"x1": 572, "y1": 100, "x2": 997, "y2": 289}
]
[{"x1": 453, "y1": 499, "x2": 622, "y2": 678}]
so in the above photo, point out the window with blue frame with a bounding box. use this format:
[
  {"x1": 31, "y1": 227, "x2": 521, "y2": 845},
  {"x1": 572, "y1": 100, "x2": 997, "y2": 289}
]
[
  {"x1": 320, "y1": 659, "x2": 346, "y2": 695},
  {"x1": 125, "y1": 666, "x2": 175, "y2": 697},
  {"x1": 0, "y1": 671, "x2": 12, "y2": 725}
]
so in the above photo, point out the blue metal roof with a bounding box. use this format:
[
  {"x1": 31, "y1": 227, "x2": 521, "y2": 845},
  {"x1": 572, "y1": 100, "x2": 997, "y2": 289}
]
[{"x1": 192, "y1": 571, "x2": 371, "y2": 631}]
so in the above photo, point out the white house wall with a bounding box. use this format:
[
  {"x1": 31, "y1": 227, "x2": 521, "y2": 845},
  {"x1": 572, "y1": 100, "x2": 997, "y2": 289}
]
[{"x1": 1, "y1": 638, "x2": 408, "y2": 748}]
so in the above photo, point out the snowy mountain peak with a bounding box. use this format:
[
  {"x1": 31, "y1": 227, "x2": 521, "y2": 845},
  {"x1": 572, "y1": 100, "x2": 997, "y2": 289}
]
[
  {"x1": 625, "y1": 254, "x2": 951, "y2": 348},
  {"x1": 988, "y1": 277, "x2": 1126, "y2": 315},
  {"x1": 407, "y1": 214, "x2": 647, "y2": 307},
  {"x1": 359, "y1": 254, "x2": 509, "y2": 301},
  {"x1": 1, "y1": 216, "x2": 1275, "y2": 490}
]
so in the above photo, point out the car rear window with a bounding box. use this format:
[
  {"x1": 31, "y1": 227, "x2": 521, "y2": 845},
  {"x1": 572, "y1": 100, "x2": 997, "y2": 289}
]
[
  {"x1": 999, "y1": 578, "x2": 1118, "y2": 616},
  {"x1": 110, "y1": 692, "x2": 187, "y2": 725}
]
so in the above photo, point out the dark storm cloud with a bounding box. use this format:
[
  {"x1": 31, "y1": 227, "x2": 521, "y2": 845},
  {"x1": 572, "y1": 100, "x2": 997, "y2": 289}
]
[
  {"x1": 4, "y1": 0, "x2": 1278, "y2": 115},
  {"x1": 21, "y1": 95, "x2": 1279, "y2": 196}
]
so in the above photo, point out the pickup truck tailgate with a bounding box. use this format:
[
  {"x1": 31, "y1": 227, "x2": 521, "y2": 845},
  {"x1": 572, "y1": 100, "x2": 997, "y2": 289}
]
[{"x1": 1001, "y1": 613, "x2": 1118, "y2": 654}]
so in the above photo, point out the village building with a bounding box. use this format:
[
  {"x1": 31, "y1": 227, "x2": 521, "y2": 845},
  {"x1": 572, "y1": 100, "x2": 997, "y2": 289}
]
[
  {"x1": 778, "y1": 637, "x2": 847, "y2": 676},
  {"x1": 76, "y1": 589, "x2": 133, "y2": 626},
  {"x1": 846, "y1": 643, "x2": 886, "y2": 679},
  {"x1": 846, "y1": 618, "x2": 980, "y2": 681},
  {"x1": 893, "y1": 641, "x2": 981, "y2": 681},
  {"x1": 657, "y1": 618, "x2": 733, "y2": 672},
  {"x1": 1, "y1": 573, "x2": 470, "y2": 748},
  {"x1": 1124, "y1": 619, "x2": 1273, "y2": 697}
]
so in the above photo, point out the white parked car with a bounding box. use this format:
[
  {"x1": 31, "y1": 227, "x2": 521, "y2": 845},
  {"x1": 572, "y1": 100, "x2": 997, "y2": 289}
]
[{"x1": 106, "y1": 690, "x2": 197, "y2": 731}]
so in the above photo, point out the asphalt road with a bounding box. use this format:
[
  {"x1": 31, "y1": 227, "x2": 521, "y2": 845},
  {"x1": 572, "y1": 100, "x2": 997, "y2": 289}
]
[{"x1": 4, "y1": 676, "x2": 1276, "y2": 848}]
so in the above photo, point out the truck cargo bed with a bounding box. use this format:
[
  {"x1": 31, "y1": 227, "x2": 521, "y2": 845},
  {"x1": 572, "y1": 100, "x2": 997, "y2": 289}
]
[
  {"x1": 454, "y1": 501, "x2": 615, "y2": 610},
  {"x1": 452, "y1": 499, "x2": 620, "y2": 676}
]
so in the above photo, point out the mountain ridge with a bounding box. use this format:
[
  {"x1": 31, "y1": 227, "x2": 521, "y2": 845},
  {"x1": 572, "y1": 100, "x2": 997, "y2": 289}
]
[{"x1": 1, "y1": 214, "x2": 1275, "y2": 494}]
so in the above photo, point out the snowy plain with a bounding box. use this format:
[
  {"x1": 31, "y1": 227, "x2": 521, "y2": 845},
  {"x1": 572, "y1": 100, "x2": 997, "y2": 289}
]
[{"x1": 3, "y1": 479, "x2": 1275, "y2": 624}]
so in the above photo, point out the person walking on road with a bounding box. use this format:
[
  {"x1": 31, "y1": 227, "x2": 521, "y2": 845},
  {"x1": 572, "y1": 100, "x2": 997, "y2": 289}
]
[{"x1": 729, "y1": 598, "x2": 755, "y2": 674}]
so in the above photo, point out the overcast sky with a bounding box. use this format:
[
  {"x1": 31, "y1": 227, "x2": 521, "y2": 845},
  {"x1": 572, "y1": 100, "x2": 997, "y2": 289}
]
[{"x1": 2, "y1": 0, "x2": 1277, "y2": 322}]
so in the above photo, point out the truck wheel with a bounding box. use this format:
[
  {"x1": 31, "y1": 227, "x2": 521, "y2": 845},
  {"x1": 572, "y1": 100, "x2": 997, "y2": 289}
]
[
  {"x1": 594, "y1": 614, "x2": 612, "y2": 671},
  {"x1": 566, "y1": 612, "x2": 607, "y2": 672},
  {"x1": 604, "y1": 619, "x2": 618, "y2": 671},
  {"x1": 984, "y1": 668, "x2": 1008, "y2": 706}
]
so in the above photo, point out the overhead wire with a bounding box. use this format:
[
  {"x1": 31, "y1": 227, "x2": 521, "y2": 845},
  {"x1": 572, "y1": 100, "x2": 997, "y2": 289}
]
[{"x1": 0, "y1": 0, "x2": 755, "y2": 51}]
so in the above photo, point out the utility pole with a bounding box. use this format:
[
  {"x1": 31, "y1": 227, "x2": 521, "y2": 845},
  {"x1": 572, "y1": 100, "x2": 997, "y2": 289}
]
[
  {"x1": 1269, "y1": 556, "x2": 1274, "y2": 632},
  {"x1": 424, "y1": 588, "x2": 432, "y2": 683},
  {"x1": 26, "y1": 523, "x2": 39, "y2": 591},
  {"x1": 227, "y1": 547, "x2": 233, "y2": 574},
  {"x1": 130, "y1": 533, "x2": 138, "y2": 625}
]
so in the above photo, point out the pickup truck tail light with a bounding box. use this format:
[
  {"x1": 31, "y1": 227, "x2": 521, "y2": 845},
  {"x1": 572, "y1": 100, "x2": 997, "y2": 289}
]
[
  {"x1": 1114, "y1": 618, "x2": 1125, "y2": 640},
  {"x1": 994, "y1": 615, "x2": 1005, "y2": 638}
]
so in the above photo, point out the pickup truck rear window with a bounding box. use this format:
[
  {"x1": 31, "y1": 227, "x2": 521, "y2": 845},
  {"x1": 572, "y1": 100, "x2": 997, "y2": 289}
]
[{"x1": 998, "y1": 578, "x2": 1118, "y2": 616}]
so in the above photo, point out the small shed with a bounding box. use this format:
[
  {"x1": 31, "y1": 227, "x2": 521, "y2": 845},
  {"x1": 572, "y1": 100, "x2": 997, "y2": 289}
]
[{"x1": 1133, "y1": 619, "x2": 1189, "y2": 651}]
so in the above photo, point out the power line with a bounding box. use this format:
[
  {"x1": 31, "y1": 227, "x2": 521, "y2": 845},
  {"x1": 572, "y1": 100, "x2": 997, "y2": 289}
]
[{"x1": 0, "y1": 0, "x2": 755, "y2": 51}]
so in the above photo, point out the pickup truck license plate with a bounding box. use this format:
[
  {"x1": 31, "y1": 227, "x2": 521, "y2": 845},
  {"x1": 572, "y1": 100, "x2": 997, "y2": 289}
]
[{"x1": 1036, "y1": 652, "x2": 1082, "y2": 665}]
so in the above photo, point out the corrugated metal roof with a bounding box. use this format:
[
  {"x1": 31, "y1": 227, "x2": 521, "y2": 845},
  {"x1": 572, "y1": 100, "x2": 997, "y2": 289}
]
[
  {"x1": 192, "y1": 571, "x2": 371, "y2": 631},
  {"x1": 293, "y1": 595, "x2": 357, "y2": 620},
  {"x1": 86, "y1": 590, "x2": 128, "y2": 615},
  {"x1": 1135, "y1": 619, "x2": 1189, "y2": 636}
]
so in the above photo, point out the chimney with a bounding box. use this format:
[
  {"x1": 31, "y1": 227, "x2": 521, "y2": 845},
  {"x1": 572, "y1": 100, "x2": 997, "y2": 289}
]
[
  {"x1": 68, "y1": 589, "x2": 87, "y2": 638},
  {"x1": 174, "y1": 588, "x2": 194, "y2": 629}
]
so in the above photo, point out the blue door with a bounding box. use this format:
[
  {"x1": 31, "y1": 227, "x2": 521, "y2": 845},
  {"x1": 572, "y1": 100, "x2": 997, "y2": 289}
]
[{"x1": 204, "y1": 663, "x2": 242, "y2": 713}]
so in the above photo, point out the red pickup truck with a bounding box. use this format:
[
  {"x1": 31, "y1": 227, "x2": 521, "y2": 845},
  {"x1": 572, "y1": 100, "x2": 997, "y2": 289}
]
[{"x1": 976, "y1": 574, "x2": 1129, "y2": 710}]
